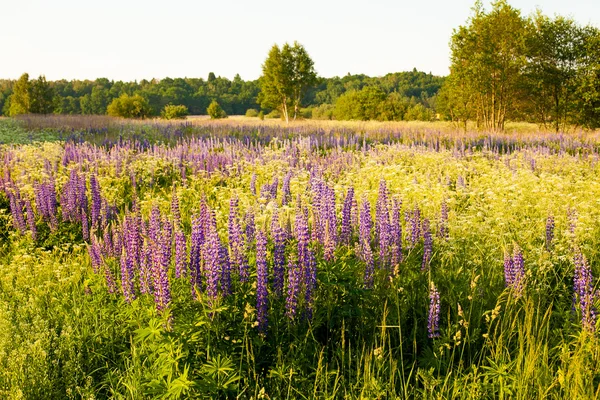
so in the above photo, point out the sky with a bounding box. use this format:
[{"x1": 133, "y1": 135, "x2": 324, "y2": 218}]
[{"x1": 2, "y1": 0, "x2": 599, "y2": 82}]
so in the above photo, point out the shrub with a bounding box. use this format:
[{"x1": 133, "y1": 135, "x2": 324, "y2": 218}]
[
  {"x1": 258, "y1": 111, "x2": 265, "y2": 120},
  {"x1": 207, "y1": 100, "x2": 227, "y2": 119},
  {"x1": 106, "y1": 94, "x2": 151, "y2": 119},
  {"x1": 265, "y1": 110, "x2": 281, "y2": 119},
  {"x1": 245, "y1": 109, "x2": 259, "y2": 118},
  {"x1": 299, "y1": 108, "x2": 313, "y2": 119},
  {"x1": 161, "y1": 104, "x2": 189, "y2": 120},
  {"x1": 312, "y1": 104, "x2": 335, "y2": 120}
]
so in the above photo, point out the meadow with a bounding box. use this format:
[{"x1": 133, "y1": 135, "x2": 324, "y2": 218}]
[{"x1": 0, "y1": 116, "x2": 599, "y2": 399}]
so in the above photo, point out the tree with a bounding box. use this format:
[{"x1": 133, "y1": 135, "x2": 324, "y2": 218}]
[
  {"x1": 523, "y1": 13, "x2": 591, "y2": 132},
  {"x1": 447, "y1": 0, "x2": 528, "y2": 131},
  {"x1": 258, "y1": 42, "x2": 317, "y2": 123},
  {"x1": 7, "y1": 73, "x2": 31, "y2": 116},
  {"x1": 206, "y1": 100, "x2": 227, "y2": 119},
  {"x1": 106, "y1": 94, "x2": 151, "y2": 118},
  {"x1": 29, "y1": 75, "x2": 54, "y2": 114}
]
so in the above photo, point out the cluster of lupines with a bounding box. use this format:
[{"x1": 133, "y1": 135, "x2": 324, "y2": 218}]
[
  {"x1": 260, "y1": 176, "x2": 279, "y2": 200},
  {"x1": 504, "y1": 247, "x2": 525, "y2": 297},
  {"x1": 573, "y1": 249, "x2": 597, "y2": 333},
  {"x1": 35, "y1": 180, "x2": 59, "y2": 231}
]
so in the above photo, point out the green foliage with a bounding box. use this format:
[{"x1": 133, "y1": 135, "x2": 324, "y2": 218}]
[
  {"x1": 7, "y1": 73, "x2": 31, "y2": 116},
  {"x1": 258, "y1": 42, "x2": 317, "y2": 123},
  {"x1": 206, "y1": 100, "x2": 227, "y2": 119},
  {"x1": 257, "y1": 110, "x2": 265, "y2": 120},
  {"x1": 311, "y1": 103, "x2": 335, "y2": 120},
  {"x1": 265, "y1": 109, "x2": 281, "y2": 119},
  {"x1": 161, "y1": 104, "x2": 189, "y2": 120},
  {"x1": 245, "y1": 108, "x2": 259, "y2": 117},
  {"x1": 106, "y1": 94, "x2": 151, "y2": 119}
]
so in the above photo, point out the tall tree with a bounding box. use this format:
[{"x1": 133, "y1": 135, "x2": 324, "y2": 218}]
[
  {"x1": 29, "y1": 75, "x2": 55, "y2": 114},
  {"x1": 258, "y1": 42, "x2": 316, "y2": 123},
  {"x1": 448, "y1": 0, "x2": 528, "y2": 131},
  {"x1": 7, "y1": 73, "x2": 31, "y2": 116},
  {"x1": 523, "y1": 13, "x2": 591, "y2": 132}
]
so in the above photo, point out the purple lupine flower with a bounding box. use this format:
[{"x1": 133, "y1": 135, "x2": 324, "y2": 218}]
[
  {"x1": 341, "y1": 187, "x2": 355, "y2": 244},
  {"x1": 281, "y1": 171, "x2": 292, "y2": 206},
  {"x1": 102, "y1": 227, "x2": 114, "y2": 258},
  {"x1": 390, "y1": 198, "x2": 403, "y2": 268},
  {"x1": 120, "y1": 248, "x2": 136, "y2": 303},
  {"x1": 503, "y1": 252, "x2": 514, "y2": 287},
  {"x1": 203, "y1": 211, "x2": 221, "y2": 301},
  {"x1": 504, "y1": 247, "x2": 525, "y2": 297},
  {"x1": 421, "y1": 219, "x2": 432, "y2": 271},
  {"x1": 24, "y1": 199, "x2": 36, "y2": 241},
  {"x1": 88, "y1": 235, "x2": 103, "y2": 273},
  {"x1": 161, "y1": 215, "x2": 173, "y2": 270},
  {"x1": 8, "y1": 191, "x2": 26, "y2": 234},
  {"x1": 171, "y1": 187, "x2": 181, "y2": 227},
  {"x1": 256, "y1": 229, "x2": 269, "y2": 333},
  {"x1": 296, "y1": 207, "x2": 310, "y2": 270},
  {"x1": 304, "y1": 246, "x2": 317, "y2": 321},
  {"x1": 174, "y1": 229, "x2": 187, "y2": 279},
  {"x1": 90, "y1": 174, "x2": 102, "y2": 229},
  {"x1": 351, "y1": 194, "x2": 359, "y2": 233},
  {"x1": 573, "y1": 250, "x2": 596, "y2": 333},
  {"x1": 409, "y1": 206, "x2": 421, "y2": 249},
  {"x1": 376, "y1": 180, "x2": 390, "y2": 268},
  {"x1": 271, "y1": 211, "x2": 286, "y2": 296},
  {"x1": 190, "y1": 214, "x2": 203, "y2": 297},
  {"x1": 104, "y1": 263, "x2": 117, "y2": 294},
  {"x1": 151, "y1": 227, "x2": 171, "y2": 313},
  {"x1": 81, "y1": 209, "x2": 90, "y2": 241},
  {"x1": 140, "y1": 237, "x2": 153, "y2": 295},
  {"x1": 322, "y1": 185, "x2": 337, "y2": 261},
  {"x1": 545, "y1": 215, "x2": 554, "y2": 250},
  {"x1": 358, "y1": 196, "x2": 372, "y2": 260},
  {"x1": 286, "y1": 256, "x2": 301, "y2": 320},
  {"x1": 244, "y1": 210, "x2": 255, "y2": 249},
  {"x1": 439, "y1": 200, "x2": 449, "y2": 239},
  {"x1": 362, "y1": 238, "x2": 375, "y2": 288},
  {"x1": 250, "y1": 173, "x2": 257, "y2": 196},
  {"x1": 219, "y1": 243, "x2": 231, "y2": 296},
  {"x1": 428, "y1": 282, "x2": 441, "y2": 338},
  {"x1": 512, "y1": 247, "x2": 525, "y2": 297},
  {"x1": 228, "y1": 197, "x2": 248, "y2": 282}
]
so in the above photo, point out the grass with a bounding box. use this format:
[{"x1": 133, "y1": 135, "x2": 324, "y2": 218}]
[{"x1": 0, "y1": 119, "x2": 599, "y2": 398}]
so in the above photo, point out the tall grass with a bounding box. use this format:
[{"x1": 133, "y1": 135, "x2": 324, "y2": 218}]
[{"x1": 0, "y1": 121, "x2": 598, "y2": 398}]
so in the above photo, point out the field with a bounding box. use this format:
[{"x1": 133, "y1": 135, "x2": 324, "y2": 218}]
[{"x1": 0, "y1": 116, "x2": 599, "y2": 399}]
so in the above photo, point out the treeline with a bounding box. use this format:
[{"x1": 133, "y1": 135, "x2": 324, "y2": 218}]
[
  {"x1": 0, "y1": 70, "x2": 443, "y2": 121},
  {"x1": 440, "y1": 1, "x2": 600, "y2": 131}
]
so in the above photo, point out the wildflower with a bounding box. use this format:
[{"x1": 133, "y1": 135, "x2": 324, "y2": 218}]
[
  {"x1": 421, "y1": 218, "x2": 432, "y2": 271},
  {"x1": 428, "y1": 283, "x2": 441, "y2": 338},
  {"x1": 256, "y1": 229, "x2": 269, "y2": 333}
]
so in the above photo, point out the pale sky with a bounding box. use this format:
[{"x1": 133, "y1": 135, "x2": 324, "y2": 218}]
[{"x1": 1, "y1": 0, "x2": 598, "y2": 81}]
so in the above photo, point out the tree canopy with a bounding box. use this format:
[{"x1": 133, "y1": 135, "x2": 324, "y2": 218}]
[{"x1": 258, "y1": 42, "x2": 317, "y2": 123}]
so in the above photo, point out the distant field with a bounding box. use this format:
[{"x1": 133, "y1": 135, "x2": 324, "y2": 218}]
[{"x1": 8, "y1": 115, "x2": 578, "y2": 134}]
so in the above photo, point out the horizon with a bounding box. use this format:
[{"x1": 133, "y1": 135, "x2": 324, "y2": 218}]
[{"x1": 2, "y1": 0, "x2": 599, "y2": 82}]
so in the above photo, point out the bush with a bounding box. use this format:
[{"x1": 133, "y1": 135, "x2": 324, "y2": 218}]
[
  {"x1": 161, "y1": 104, "x2": 189, "y2": 120},
  {"x1": 207, "y1": 100, "x2": 227, "y2": 119},
  {"x1": 312, "y1": 104, "x2": 335, "y2": 120},
  {"x1": 299, "y1": 108, "x2": 313, "y2": 119},
  {"x1": 265, "y1": 110, "x2": 281, "y2": 119},
  {"x1": 258, "y1": 111, "x2": 265, "y2": 120},
  {"x1": 245, "y1": 109, "x2": 259, "y2": 118},
  {"x1": 107, "y1": 94, "x2": 151, "y2": 119}
]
